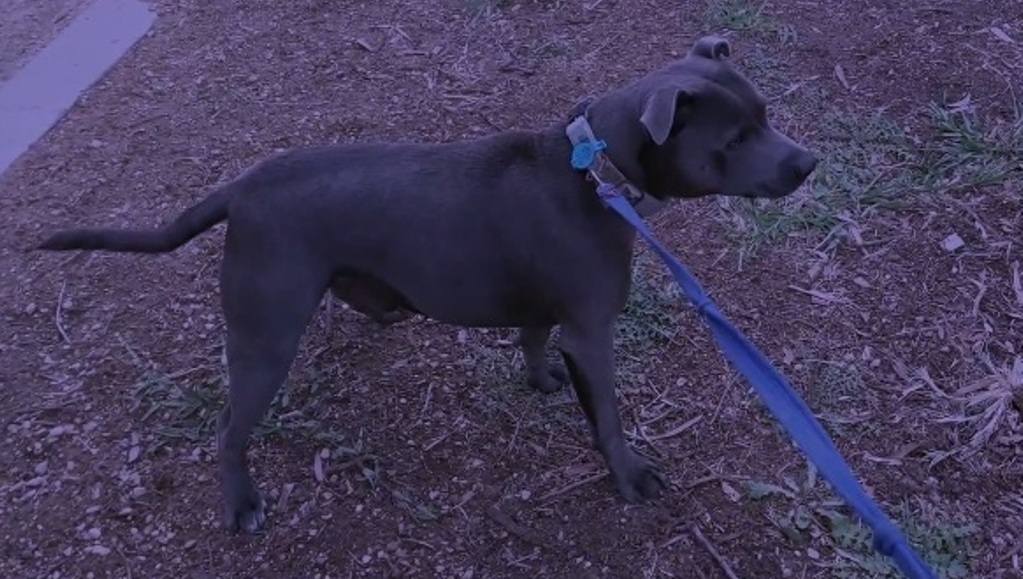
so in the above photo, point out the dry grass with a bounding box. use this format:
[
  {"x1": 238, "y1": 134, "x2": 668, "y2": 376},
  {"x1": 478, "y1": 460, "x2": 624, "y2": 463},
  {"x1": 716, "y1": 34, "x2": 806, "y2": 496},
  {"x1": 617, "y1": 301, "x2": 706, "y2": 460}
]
[{"x1": 907, "y1": 356, "x2": 1023, "y2": 465}]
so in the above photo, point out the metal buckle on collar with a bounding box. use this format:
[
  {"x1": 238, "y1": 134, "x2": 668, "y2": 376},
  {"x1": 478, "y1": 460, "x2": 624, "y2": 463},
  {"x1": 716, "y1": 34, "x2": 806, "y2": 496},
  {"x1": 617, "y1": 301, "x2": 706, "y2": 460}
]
[{"x1": 565, "y1": 114, "x2": 668, "y2": 218}]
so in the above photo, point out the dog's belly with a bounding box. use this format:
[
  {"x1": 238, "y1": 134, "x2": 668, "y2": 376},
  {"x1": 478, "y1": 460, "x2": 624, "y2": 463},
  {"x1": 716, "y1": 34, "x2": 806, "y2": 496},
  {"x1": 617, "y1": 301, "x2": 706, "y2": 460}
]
[
  {"x1": 335, "y1": 265, "x2": 556, "y2": 329},
  {"x1": 394, "y1": 278, "x2": 554, "y2": 328},
  {"x1": 330, "y1": 274, "x2": 420, "y2": 324}
]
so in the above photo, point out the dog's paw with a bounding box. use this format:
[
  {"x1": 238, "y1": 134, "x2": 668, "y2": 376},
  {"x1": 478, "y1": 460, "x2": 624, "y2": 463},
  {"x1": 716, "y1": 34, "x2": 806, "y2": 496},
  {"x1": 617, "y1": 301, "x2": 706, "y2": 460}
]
[
  {"x1": 611, "y1": 453, "x2": 667, "y2": 503},
  {"x1": 223, "y1": 488, "x2": 267, "y2": 534},
  {"x1": 548, "y1": 363, "x2": 570, "y2": 385},
  {"x1": 528, "y1": 365, "x2": 570, "y2": 394}
]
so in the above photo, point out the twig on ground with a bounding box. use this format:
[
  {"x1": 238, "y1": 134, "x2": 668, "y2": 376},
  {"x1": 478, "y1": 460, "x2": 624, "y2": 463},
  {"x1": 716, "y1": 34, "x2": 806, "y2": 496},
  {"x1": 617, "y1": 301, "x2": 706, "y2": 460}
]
[
  {"x1": 486, "y1": 505, "x2": 546, "y2": 547},
  {"x1": 683, "y1": 474, "x2": 749, "y2": 497},
  {"x1": 647, "y1": 415, "x2": 703, "y2": 442},
  {"x1": 416, "y1": 381, "x2": 434, "y2": 426},
  {"x1": 116, "y1": 545, "x2": 133, "y2": 579},
  {"x1": 538, "y1": 470, "x2": 606, "y2": 503},
  {"x1": 55, "y1": 280, "x2": 71, "y2": 343},
  {"x1": 690, "y1": 525, "x2": 740, "y2": 579}
]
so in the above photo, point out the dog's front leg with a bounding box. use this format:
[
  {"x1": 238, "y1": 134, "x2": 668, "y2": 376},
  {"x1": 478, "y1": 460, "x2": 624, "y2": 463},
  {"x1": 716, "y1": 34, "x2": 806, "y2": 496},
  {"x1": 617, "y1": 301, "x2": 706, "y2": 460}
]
[{"x1": 559, "y1": 322, "x2": 666, "y2": 502}]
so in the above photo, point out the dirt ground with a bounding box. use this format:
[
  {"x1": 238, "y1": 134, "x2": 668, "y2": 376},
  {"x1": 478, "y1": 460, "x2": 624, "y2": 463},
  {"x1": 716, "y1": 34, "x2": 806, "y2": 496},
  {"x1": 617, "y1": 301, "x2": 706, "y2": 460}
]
[{"x1": 1, "y1": 0, "x2": 1021, "y2": 577}]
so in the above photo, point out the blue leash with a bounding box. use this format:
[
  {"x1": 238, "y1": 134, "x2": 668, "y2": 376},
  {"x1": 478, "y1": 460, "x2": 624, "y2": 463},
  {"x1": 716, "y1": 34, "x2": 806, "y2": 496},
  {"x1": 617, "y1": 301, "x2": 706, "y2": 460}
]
[{"x1": 597, "y1": 184, "x2": 937, "y2": 579}]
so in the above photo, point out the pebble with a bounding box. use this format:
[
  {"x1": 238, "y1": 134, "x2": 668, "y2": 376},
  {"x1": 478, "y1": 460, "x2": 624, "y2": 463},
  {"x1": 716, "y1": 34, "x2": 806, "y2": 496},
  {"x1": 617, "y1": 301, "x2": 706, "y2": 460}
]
[
  {"x1": 84, "y1": 545, "x2": 111, "y2": 556},
  {"x1": 34, "y1": 461, "x2": 48, "y2": 475}
]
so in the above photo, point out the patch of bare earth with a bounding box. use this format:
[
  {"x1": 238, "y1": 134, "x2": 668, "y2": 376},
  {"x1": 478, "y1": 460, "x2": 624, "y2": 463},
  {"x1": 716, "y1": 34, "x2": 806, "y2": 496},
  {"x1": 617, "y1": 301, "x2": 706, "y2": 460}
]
[{"x1": 1, "y1": 0, "x2": 1020, "y2": 577}]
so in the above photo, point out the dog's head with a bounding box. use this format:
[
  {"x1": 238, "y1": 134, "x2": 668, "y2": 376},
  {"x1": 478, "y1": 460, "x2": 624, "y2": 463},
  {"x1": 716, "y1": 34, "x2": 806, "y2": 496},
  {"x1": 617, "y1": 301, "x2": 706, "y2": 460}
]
[{"x1": 587, "y1": 36, "x2": 817, "y2": 200}]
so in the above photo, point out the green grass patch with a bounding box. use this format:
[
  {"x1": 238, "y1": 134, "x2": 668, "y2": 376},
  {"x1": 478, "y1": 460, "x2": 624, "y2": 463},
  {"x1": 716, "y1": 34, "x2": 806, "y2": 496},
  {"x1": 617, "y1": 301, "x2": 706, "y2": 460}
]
[
  {"x1": 923, "y1": 97, "x2": 1023, "y2": 192},
  {"x1": 829, "y1": 504, "x2": 977, "y2": 578},
  {"x1": 720, "y1": 99, "x2": 1023, "y2": 259},
  {"x1": 463, "y1": 0, "x2": 565, "y2": 20},
  {"x1": 131, "y1": 356, "x2": 352, "y2": 450},
  {"x1": 615, "y1": 258, "x2": 684, "y2": 390},
  {"x1": 705, "y1": 0, "x2": 796, "y2": 44},
  {"x1": 744, "y1": 463, "x2": 977, "y2": 578},
  {"x1": 708, "y1": 7, "x2": 1022, "y2": 259},
  {"x1": 720, "y1": 109, "x2": 918, "y2": 259}
]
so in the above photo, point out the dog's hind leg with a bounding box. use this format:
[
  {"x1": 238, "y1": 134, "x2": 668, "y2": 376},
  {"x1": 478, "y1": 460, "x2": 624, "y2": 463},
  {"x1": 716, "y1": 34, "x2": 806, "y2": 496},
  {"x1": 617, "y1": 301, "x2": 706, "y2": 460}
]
[
  {"x1": 518, "y1": 326, "x2": 569, "y2": 393},
  {"x1": 215, "y1": 249, "x2": 328, "y2": 533},
  {"x1": 559, "y1": 321, "x2": 665, "y2": 502}
]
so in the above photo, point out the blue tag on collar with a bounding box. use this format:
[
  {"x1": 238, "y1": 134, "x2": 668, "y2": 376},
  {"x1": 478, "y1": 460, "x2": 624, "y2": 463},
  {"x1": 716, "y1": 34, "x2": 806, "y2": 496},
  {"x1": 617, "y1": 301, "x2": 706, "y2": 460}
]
[{"x1": 570, "y1": 139, "x2": 607, "y2": 170}]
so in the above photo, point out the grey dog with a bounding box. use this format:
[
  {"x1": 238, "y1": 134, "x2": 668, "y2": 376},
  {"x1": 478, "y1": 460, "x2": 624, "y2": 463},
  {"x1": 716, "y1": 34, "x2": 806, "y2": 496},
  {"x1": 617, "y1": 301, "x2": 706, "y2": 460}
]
[{"x1": 37, "y1": 36, "x2": 817, "y2": 533}]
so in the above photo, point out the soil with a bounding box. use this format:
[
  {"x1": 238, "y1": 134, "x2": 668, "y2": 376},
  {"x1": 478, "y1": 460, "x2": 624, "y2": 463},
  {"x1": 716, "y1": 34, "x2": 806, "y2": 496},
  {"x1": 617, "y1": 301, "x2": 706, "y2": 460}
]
[{"x1": 1, "y1": 0, "x2": 1021, "y2": 577}]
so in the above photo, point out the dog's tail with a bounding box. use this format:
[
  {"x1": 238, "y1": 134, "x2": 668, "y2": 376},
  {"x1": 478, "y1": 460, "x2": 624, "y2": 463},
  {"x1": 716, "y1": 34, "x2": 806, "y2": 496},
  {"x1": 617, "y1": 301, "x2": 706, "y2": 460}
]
[{"x1": 36, "y1": 177, "x2": 242, "y2": 254}]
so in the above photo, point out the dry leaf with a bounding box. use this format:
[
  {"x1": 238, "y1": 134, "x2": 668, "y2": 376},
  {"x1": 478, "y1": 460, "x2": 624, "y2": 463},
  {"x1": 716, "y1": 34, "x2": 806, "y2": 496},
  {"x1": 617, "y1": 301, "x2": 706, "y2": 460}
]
[
  {"x1": 834, "y1": 64, "x2": 850, "y2": 90},
  {"x1": 941, "y1": 233, "x2": 965, "y2": 252},
  {"x1": 278, "y1": 482, "x2": 296, "y2": 511},
  {"x1": 948, "y1": 94, "x2": 973, "y2": 113},
  {"x1": 313, "y1": 451, "x2": 325, "y2": 482},
  {"x1": 782, "y1": 347, "x2": 796, "y2": 365},
  {"x1": 721, "y1": 480, "x2": 741, "y2": 502},
  {"x1": 990, "y1": 26, "x2": 1015, "y2": 43}
]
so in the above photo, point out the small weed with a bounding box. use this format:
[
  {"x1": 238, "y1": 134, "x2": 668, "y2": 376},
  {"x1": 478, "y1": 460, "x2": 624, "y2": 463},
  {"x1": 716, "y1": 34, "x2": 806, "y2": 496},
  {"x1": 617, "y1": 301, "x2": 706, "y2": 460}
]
[
  {"x1": 133, "y1": 369, "x2": 225, "y2": 444},
  {"x1": 464, "y1": 0, "x2": 508, "y2": 16},
  {"x1": 615, "y1": 259, "x2": 682, "y2": 388},
  {"x1": 131, "y1": 354, "x2": 350, "y2": 449},
  {"x1": 920, "y1": 355, "x2": 1023, "y2": 465},
  {"x1": 464, "y1": 337, "x2": 521, "y2": 394},
  {"x1": 530, "y1": 36, "x2": 569, "y2": 60},
  {"x1": 745, "y1": 464, "x2": 977, "y2": 577},
  {"x1": 805, "y1": 359, "x2": 877, "y2": 438},
  {"x1": 829, "y1": 503, "x2": 977, "y2": 578},
  {"x1": 746, "y1": 462, "x2": 838, "y2": 542},
  {"x1": 391, "y1": 488, "x2": 441, "y2": 521},
  {"x1": 464, "y1": 0, "x2": 565, "y2": 20},
  {"x1": 462, "y1": 335, "x2": 582, "y2": 452},
  {"x1": 732, "y1": 46, "x2": 794, "y2": 100},
  {"x1": 923, "y1": 96, "x2": 1023, "y2": 193},
  {"x1": 705, "y1": 0, "x2": 796, "y2": 44}
]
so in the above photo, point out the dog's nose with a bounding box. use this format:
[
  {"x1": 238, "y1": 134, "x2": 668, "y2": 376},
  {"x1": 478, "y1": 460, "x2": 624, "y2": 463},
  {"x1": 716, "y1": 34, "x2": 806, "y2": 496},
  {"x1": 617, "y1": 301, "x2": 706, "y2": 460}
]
[{"x1": 788, "y1": 150, "x2": 818, "y2": 185}]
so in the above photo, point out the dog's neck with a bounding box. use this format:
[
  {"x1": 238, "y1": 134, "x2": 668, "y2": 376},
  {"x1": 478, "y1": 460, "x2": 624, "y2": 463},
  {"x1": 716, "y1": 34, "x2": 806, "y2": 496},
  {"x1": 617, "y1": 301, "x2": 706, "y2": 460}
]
[{"x1": 564, "y1": 107, "x2": 668, "y2": 218}]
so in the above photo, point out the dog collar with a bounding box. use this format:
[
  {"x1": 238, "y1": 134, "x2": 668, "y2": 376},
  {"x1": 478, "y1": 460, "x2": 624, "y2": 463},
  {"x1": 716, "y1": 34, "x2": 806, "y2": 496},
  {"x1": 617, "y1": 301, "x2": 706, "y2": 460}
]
[{"x1": 565, "y1": 115, "x2": 669, "y2": 218}]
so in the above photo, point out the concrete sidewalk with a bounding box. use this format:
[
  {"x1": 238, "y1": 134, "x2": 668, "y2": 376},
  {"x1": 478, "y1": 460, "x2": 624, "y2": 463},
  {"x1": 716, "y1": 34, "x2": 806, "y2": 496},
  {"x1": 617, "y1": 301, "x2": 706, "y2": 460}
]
[{"x1": 0, "y1": 0, "x2": 156, "y2": 177}]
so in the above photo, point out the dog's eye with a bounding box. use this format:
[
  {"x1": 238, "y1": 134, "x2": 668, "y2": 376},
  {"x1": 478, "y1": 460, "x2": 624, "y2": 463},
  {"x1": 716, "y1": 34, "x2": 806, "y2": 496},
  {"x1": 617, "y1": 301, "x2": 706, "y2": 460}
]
[{"x1": 726, "y1": 133, "x2": 745, "y2": 150}]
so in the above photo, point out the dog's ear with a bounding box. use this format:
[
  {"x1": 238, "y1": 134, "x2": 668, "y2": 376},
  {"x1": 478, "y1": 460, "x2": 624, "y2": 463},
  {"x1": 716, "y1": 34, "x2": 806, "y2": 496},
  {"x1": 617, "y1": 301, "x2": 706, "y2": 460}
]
[
  {"x1": 691, "y1": 36, "x2": 731, "y2": 60},
  {"x1": 639, "y1": 87, "x2": 697, "y2": 146}
]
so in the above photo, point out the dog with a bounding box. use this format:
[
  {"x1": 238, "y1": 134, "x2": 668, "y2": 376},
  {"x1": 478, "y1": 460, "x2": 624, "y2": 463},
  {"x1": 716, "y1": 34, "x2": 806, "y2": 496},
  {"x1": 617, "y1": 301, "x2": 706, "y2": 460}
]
[{"x1": 36, "y1": 36, "x2": 818, "y2": 534}]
